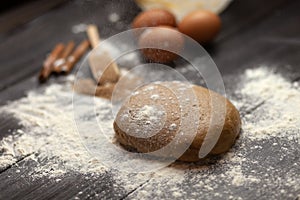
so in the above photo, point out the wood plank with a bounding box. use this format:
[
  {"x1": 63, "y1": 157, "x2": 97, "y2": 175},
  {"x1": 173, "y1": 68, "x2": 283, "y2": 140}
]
[
  {"x1": 0, "y1": 0, "x2": 68, "y2": 34},
  {"x1": 0, "y1": 113, "x2": 22, "y2": 140},
  {"x1": 0, "y1": 0, "x2": 140, "y2": 92},
  {"x1": 211, "y1": 0, "x2": 300, "y2": 75},
  {"x1": 126, "y1": 138, "x2": 299, "y2": 199},
  {"x1": 0, "y1": 159, "x2": 129, "y2": 199},
  {"x1": 217, "y1": 0, "x2": 291, "y2": 42}
]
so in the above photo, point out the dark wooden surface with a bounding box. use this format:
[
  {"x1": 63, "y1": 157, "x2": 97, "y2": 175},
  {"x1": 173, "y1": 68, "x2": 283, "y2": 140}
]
[
  {"x1": 0, "y1": 0, "x2": 299, "y2": 199},
  {"x1": 0, "y1": 0, "x2": 68, "y2": 34}
]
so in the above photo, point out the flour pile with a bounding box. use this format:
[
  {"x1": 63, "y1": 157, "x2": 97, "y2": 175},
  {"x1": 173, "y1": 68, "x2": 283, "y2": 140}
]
[
  {"x1": 0, "y1": 67, "x2": 299, "y2": 199},
  {"x1": 236, "y1": 67, "x2": 300, "y2": 140},
  {"x1": 0, "y1": 79, "x2": 108, "y2": 176}
]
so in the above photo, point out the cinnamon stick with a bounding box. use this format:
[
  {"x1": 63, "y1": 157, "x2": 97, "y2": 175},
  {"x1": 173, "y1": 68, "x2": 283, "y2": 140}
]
[
  {"x1": 39, "y1": 43, "x2": 64, "y2": 82},
  {"x1": 53, "y1": 41, "x2": 75, "y2": 73},
  {"x1": 61, "y1": 40, "x2": 90, "y2": 74}
]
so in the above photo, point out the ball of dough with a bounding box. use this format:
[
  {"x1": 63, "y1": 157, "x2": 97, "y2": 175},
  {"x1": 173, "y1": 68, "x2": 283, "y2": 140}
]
[{"x1": 113, "y1": 82, "x2": 241, "y2": 162}]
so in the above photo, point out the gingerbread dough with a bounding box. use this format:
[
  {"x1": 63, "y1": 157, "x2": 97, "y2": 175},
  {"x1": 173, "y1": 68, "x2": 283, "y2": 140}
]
[{"x1": 114, "y1": 82, "x2": 241, "y2": 162}]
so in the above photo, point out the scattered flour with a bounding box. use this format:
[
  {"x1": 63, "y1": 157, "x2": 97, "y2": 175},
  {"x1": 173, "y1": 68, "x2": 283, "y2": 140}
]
[
  {"x1": 117, "y1": 104, "x2": 166, "y2": 138},
  {"x1": 150, "y1": 94, "x2": 160, "y2": 100},
  {"x1": 235, "y1": 67, "x2": 300, "y2": 140},
  {"x1": 0, "y1": 81, "x2": 107, "y2": 176},
  {"x1": 169, "y1": 123, "x2": 177, "y2": 131},
  {"x1": 0, "y1": 66, "x2": 299, "y2": 199},
  {"x1": 71, "y1": 23, "x2": 88, "y2": 34},
  {"x1": 225, "y1": 165, "x2": 260, "y2": 187},
  {"x1": 108, "y1": 13, "x2": 120, "y2": 23}
]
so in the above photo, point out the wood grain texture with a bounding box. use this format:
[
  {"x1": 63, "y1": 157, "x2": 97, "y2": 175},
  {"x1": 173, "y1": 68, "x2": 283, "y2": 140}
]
[
  {"x1": 0, "y1": 162, "x2": 129, "y2": 199},
  {"x1": 0, "y1": 0, "x2": 140, "y2": 91},
  {"x1": 0, "y1": 0, "x2": 68, "y2": 34},
  {"x1": 0, "y1": 0, "x2": 299, "y2": 199},
  {"x1": 212, "y1": 0, "x2": 300, "y2": 74}
]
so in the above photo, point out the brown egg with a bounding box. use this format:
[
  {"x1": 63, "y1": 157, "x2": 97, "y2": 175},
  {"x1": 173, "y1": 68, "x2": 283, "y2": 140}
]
[
  {"x1": 138, "y1": 26, "x2": 184, "y2": 63},
  {"x1": 178, "y1": 10, "x2": 221, "y2": 44},
  {"x1": 132, "y1": 9, "x2": 177, "y2": 29}
]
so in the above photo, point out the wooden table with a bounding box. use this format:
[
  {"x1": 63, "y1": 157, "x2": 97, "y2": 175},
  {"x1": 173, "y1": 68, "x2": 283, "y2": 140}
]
[{"x1": 0, "y1": 0, "x2": 299, "y2": 199}]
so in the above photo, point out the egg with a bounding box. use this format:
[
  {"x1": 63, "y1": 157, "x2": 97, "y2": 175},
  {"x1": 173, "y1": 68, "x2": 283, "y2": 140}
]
[
  {"x1": 138, "y1": 26, "x2": 184, "y2": 63},
  {"x1": 132, "y1": 9, "x2": 177, "y2": 29},
  {"x1": 178, "y1": 10, "x2": 221, "y2": 44}
]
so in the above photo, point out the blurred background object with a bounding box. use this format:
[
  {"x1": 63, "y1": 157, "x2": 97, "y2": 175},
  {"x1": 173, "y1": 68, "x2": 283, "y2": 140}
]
[{"x1": 135, "y1": 0, "x2": 232, "y2": 20}]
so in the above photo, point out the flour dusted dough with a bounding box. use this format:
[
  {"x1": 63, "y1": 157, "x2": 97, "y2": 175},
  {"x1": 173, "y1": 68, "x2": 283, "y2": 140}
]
[{"x1": 113, "y1": 82, "x2": 241, "y2": 162}]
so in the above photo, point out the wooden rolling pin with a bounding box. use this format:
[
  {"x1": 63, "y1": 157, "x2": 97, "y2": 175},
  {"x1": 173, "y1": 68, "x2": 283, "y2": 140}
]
[{"x1": 86, "y1": 25, "x2": 120, "y2": 85}]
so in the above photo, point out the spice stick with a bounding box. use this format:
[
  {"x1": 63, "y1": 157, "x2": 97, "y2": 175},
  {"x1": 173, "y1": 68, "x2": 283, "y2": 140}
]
[
  {"x1": 52, "y1": 41, "x2": 75, "y2": 73},
  {"x1": 39, "y1": 43, "x2": 65, "y2": 82},
  {"x1": 61, "y1": 40, "x2": 90, "y2": 74}
]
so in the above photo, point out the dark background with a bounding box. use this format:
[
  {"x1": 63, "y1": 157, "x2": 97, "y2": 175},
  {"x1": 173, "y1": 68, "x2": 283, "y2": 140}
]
[{"x1": 1, "y1": 0, "x2": 32, "y2": 12}]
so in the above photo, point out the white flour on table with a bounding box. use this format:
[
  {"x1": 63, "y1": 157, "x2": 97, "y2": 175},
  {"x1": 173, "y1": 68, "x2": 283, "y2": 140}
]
[{"x1": 0, "y1": 66, "x2": 299, "y2": 199}]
